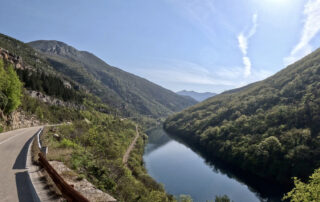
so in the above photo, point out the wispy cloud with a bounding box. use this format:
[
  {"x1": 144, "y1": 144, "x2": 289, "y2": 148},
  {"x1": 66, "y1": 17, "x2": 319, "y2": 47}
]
[
  {"x1": 133, "y1": 58, "x2": 273, "y2": 93},
  {"x1": 136, "y1": 59, "x2": 237, "y2": 87},
  {"x1": 243, "y1": 56, "x2": 252, "y2": 77},
  {"x1": 166, "y1": 0, "x2": 234, "y2": 45},
  {"x1": 284, "y1": 0, "x2": 320, "y2": 66},
  {"x1": 237, "y1": 13, "x2": 258, "y2": 77}
]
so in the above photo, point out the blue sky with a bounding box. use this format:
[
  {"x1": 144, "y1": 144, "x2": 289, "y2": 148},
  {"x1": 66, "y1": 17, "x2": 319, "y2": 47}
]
[{"x1": 1, "y1": 0, "x2": 320, "y2": 93}]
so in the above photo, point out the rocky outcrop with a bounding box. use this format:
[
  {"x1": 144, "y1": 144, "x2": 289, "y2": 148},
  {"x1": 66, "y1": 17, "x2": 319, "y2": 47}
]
[
  {"x1": 0, "y1": 47, "x2": 31, "y2": 70},
  {"x1": 28, "y1": 90, "x2": 85, "y2": 110},
  {"x1": 8, "y1": 110, "x2": 41, "y2": 130}
]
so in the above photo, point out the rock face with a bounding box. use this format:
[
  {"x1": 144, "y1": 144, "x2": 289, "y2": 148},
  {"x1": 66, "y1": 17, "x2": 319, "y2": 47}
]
[
  {"x1": 8, "y1": 110, "x2": 41, "y2": 130},
  {"x1": 0, "y1": 47, "x2": 30, "y2": 70},
  {"x1": 28, "y1": 90, "x2": 85, "y2": 110}
]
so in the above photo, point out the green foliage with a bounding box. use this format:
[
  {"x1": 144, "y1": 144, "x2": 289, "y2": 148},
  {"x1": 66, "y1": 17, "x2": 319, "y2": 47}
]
[
  {"x1": 59, "y1": 138, "x2": 79, "y2": 148},
  {"x1": 16, "y1": 68, "x2": 83, "y2": 103},
  {"x1": 177, "y1": 195, "x2": 193, "y2": 202},
  {"x1": 215, "y1": 195, "x2": 231, "y2": 202},
  {"x1": 0, "y1": 91, "x2": 8, "y2": 110},
  {"x1": 165, "y1": 47, "x2": 320, "y2": 184},
  {"x1": 283, "y1": 168, "x2": 320, "y2": 202},
  {"x1": 21, "y1": 93, "x2": 83, "y2": 123},
  {"x1": 0, "y1": 59, "x2": 22, "y2": 114},
  {"x1": 42, "y1": 116, "x2": 174, "y2": 202}
]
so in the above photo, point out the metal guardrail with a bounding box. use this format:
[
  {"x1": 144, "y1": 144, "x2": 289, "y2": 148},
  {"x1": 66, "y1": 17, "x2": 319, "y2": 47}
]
[
  {"x1": 36, "y1": 128, "x2": 48, "y2": 156},
  {"x1": 35, "y1": 127, "x2": 89, "y2": 202},
  {"x1": 36, "y1": 128, "x2": 43, "y2": 148},
  {"x1": 38, "y1": 153, "x2": 90, "y2": 202}
]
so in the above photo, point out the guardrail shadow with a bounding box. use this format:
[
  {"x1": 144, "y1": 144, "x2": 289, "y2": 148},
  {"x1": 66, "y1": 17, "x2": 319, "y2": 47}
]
[
  {"x1": 12, "y1": 136, "x2": 34, "y2": 169},
  {"x1": 13, "y1": 134, "x2": 41, "y2": 202},
  {"x1": 15, "y1": 171, "x2": 35, "y2": 202}
]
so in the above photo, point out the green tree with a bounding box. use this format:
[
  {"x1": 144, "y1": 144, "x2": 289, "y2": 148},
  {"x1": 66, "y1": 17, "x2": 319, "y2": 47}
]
[
  {"x1": 4, "y1": 65, "x2": 22, "y2": 113},
  {"x1": 178, "y1": 195, "x2": 193, "y2": 202},
  {"x1": 283, "y1": 168, "x2": 320, "y2": 202},
  {"x1": 215, "y1": 195, "x2": 231, "y2": 202},
  {"x1": 0, "y1": 59, "x2": 22, "y2": 114},
  {"x1": 0, "y1": 60, "x2": 8, "y2": 110}
]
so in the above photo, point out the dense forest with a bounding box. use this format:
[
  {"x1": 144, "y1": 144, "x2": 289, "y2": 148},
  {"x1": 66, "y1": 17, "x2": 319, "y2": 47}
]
[
  {"x1": 164, "y1": 47, "x2": 320, "y2": 186},
  {"x1": 16, "y1": 68, "x2": 83, "y2": 103}
]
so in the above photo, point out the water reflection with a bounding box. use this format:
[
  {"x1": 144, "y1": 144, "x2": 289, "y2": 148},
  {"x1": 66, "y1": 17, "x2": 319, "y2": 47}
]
[
  {"x1": 144, "y1": 127, "x2": 171, "y2": 155},
  {"x1": 143, "y1": 127, "x2": 286, "y2": 202}
]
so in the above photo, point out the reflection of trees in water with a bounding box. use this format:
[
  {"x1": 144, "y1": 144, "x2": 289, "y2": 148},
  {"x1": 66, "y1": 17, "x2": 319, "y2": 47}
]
[
  {"x1": 162, "y1": 128, "x2": 287, "y2": 202},
  {"x1": 144, "y1": 127, "x2": 171, "y2": 155}
]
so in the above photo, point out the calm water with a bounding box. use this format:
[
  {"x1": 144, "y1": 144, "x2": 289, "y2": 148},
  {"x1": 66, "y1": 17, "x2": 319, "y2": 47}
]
[{"x1": 143, "y1": 127, "x2": 284, "y2": 202}]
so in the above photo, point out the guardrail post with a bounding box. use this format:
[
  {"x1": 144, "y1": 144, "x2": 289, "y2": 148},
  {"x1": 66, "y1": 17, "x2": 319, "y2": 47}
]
[{"x1": 40, "y1": 146, "x2": 48, "y2": 157}]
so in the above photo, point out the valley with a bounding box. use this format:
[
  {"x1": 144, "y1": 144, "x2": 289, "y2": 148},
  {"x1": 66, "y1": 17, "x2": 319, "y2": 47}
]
[{"x1": 0, "y1": 28, "x2": 320, "y2": 201}]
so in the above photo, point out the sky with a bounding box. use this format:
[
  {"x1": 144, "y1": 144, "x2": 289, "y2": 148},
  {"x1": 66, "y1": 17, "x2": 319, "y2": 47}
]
[{"x1": 1, "y1": 0, "x2": 320, "y2": 93}]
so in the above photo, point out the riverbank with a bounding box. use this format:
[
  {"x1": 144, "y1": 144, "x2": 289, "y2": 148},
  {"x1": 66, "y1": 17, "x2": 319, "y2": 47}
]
[{"x1": 144, "y1": 126, "x2": 287, "y2": 202}]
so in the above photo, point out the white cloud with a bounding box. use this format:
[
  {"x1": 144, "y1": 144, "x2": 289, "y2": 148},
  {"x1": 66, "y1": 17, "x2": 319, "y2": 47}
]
[
  {"x1": 243, "y1": 56, "x2": 251, "y2": 77},
  {"x1": 238, "y1": 34, "x2": 247, "y2": 55},
  {"x1": 248, "y1": 13, "x2": 258, "y2": 38},
  {"x1": 237, "y1": 13, "x2": 258, "y2": 77},
  {"x1": 284, "y1": 0, "x2": 320, "y2": 66}
]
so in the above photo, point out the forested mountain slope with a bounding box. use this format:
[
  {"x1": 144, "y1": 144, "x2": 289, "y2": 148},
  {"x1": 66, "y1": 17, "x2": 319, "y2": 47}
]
[
  {"x1": 28, "y1": 40, "x2": 196, "y2": 118},
  {"x1": 0, "y1": 33, "x2": 176, "y2": 201},
  {"x1": 164, "y1": 48, "x2": 320, "y2": 185}
]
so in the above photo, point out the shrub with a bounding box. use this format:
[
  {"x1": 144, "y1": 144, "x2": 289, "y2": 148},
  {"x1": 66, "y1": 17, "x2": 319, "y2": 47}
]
[
  {"x1": 0, "y1": 59, "x2": 22, "y2": 114},
  {"x1": 283, "y1": 168, "x2": 320, "y2": 202}
]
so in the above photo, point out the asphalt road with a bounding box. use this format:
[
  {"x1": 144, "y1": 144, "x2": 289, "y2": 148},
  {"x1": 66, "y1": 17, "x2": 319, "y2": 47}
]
[{"x1": 0, "y1": 126, "x2": 42, "y2": 202}]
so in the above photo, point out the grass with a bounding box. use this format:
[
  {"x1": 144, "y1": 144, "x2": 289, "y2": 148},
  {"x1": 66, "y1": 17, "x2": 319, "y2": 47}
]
[{"x1": 40, "y1": 120, "x2": 176, "y2": 202}]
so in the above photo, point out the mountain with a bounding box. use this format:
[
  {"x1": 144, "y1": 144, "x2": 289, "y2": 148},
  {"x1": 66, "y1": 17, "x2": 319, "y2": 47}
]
[
  {"x1": 164, "y1": 48, "x2": 320, "y2": 185},
  {"x1": 0, "y1": 33, "x2": 176, "y2": 201},
  {"x1": 28, "y1": 40, "x2": 196, "y2": 118},
  {"x1": 177, "y1": 90, "x2": 216, "y2": 102}
]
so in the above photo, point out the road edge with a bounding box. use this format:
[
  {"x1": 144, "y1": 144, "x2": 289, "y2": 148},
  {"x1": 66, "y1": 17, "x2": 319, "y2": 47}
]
[{"x1": 26, "y1": 133, "x2": 41, "y2": 202}]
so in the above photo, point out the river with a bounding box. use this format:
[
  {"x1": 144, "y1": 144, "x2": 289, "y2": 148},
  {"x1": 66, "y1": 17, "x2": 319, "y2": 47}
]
[{"x1": 143, "y1": 127, "x2": 285, "y2": 202}]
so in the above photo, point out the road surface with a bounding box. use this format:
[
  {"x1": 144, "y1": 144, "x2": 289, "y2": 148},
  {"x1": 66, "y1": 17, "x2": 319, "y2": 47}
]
[{"x1": 0, "y1": 126, "x2": 42, "y2": 202}]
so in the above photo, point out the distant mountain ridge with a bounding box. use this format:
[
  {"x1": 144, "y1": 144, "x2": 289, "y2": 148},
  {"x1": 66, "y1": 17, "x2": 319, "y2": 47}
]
[
  {"x1": 28, "y1": 40, "x2": 196, "y2": 118},
  {"x1": 177, "y1": 90, "x2": 216, "y2": 102}
]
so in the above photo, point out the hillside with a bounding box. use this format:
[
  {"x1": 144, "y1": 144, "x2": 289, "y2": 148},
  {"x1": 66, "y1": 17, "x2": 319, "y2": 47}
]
[
  {"x1": 164, "y1": 48, "x2": 320, "y2": 185},
  {"x1": 0, "y1": 33, "x2": 176, "y2": 201},
  {"x1": 177, "y1": 90, "x2": 216, "y2": 102},
  {"x1": 28, "y1": 40, "x2": 196, "y2": 118}
]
